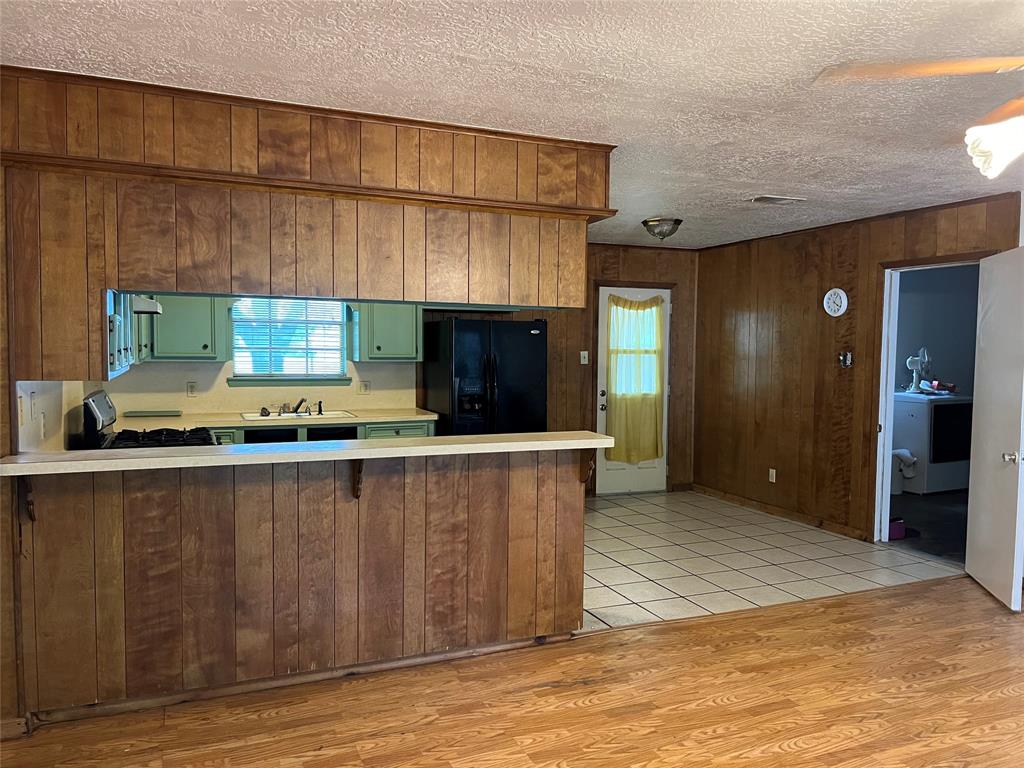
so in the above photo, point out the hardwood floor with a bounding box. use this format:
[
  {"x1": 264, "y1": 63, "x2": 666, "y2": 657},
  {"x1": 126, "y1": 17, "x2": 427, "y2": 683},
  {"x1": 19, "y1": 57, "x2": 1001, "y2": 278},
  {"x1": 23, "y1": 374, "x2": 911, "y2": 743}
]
[{"x1": 4, "y1": 577, "x2": 1022, "y2": 767}]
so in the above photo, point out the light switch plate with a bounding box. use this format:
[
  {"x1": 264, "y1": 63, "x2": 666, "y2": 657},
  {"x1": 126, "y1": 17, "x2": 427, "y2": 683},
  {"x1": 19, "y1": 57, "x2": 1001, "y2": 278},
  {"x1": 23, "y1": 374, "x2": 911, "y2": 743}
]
[
  {"x1": 579, "y1": 350, "x2": 589, "y2": 364},
  {"x1": 768, "y1": 468, "x2": 777, "y2": 483},
  {"x1": 359, "y1": 381, "x2": 371, "y2": 394},
  {"x1": 186, "y1": 381, "x2": 198, "y2": 398}
]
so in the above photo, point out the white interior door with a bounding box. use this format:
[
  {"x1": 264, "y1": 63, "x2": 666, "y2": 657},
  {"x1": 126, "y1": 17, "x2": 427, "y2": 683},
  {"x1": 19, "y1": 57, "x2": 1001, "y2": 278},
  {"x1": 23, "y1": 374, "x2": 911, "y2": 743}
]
[
  {"x1": 965, "y1": 247, "x2": 1024, "y2": 611},
  {"x1": 596, "y1": 287, "x2": 670, "y2": 494}
]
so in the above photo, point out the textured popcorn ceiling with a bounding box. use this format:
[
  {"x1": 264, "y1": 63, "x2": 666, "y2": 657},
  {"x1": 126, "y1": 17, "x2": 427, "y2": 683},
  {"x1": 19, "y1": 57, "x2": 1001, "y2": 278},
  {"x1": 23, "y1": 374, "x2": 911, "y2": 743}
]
[{"x1": 2, "y1": 0, "x2": 1022, "y2": 248}]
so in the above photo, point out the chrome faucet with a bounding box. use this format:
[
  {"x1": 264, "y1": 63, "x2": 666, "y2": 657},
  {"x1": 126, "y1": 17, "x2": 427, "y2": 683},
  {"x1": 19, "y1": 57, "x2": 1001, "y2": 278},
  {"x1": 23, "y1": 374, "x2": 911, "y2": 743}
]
[{"x1": 275, "y1": 399, "x2": 313, "y2": 416}]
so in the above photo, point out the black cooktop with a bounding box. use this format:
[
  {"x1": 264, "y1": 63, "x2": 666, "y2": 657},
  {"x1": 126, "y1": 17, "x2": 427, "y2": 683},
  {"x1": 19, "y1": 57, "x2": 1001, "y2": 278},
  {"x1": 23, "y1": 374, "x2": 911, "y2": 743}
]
[{"x1": 106, "y1": 427, "x2": 216, "y2": 449}]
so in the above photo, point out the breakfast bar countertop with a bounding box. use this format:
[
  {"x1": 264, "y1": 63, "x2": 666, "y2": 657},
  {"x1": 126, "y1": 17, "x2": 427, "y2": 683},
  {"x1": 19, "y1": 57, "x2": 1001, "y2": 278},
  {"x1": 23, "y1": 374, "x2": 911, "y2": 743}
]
[
  {"x1": 0, "y1": 431, "x2": 614, "y2": 476},
  {"x1": 115, "y1": 407, "x2": 440, "y2": 431}
]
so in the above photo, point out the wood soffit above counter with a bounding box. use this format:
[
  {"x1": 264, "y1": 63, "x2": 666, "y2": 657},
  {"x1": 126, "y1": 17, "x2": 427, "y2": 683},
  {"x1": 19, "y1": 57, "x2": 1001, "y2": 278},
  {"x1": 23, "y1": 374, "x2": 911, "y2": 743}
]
[
  {"x1": 0, "y1": 66, "x2": 616, "y2": 223},
  {"x1": 0, "y1": 431, "x2": 614, "y2": 476}
]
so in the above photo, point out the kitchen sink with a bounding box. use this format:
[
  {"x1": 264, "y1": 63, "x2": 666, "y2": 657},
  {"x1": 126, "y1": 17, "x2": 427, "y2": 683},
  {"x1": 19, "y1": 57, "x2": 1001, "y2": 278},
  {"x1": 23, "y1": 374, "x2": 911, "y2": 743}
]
[{"x1": 240, "y1": 410, "x2": 356, "y2": 421}]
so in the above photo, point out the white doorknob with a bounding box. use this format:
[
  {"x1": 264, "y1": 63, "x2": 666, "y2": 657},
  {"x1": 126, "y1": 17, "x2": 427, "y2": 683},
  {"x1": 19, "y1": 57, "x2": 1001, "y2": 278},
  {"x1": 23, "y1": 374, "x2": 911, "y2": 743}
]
[{"x1": 1002, "y1": 451, "x2": 1019, "y2": 464}]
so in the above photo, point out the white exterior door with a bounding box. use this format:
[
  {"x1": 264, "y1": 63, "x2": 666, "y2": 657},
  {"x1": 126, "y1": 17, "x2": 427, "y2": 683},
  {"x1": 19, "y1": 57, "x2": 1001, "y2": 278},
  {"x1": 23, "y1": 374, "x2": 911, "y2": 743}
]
[
  {"x1": 596, "y1": 287, "x2": 671, "y2": 494},
  {"x1": 965, "y1": 247, "x2": 1024, "y2": 611}
]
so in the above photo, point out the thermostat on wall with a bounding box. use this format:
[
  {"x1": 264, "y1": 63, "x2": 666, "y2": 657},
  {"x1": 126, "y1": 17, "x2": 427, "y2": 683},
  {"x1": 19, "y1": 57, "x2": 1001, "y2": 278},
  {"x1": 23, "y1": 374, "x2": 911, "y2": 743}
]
[{"x1": 823, "y1": 288, "x2": 849, "y2": 317}]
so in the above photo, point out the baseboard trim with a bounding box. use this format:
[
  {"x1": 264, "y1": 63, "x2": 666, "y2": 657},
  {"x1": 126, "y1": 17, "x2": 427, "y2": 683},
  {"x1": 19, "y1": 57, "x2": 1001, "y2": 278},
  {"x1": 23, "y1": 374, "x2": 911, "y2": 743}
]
[
  {"x1": 27, "y1": 635, "x2": 563, "y2": 729},
  {"x1": 692, "y1": 485, "x2": 870, "y2": 541},
  {"x1": 1, "y1": 717, "x2": 28, "y2": 741}
]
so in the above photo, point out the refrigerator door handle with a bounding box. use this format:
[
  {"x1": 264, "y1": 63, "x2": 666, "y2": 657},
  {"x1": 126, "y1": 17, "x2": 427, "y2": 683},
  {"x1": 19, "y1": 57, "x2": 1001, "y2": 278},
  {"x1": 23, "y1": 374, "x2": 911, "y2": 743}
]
[
  {"x1": 482, "y1": 353, "x2": 493, "y2": 431},
  {"x1": 491, "y1": 353, "x2": 499, "y2": 420}
]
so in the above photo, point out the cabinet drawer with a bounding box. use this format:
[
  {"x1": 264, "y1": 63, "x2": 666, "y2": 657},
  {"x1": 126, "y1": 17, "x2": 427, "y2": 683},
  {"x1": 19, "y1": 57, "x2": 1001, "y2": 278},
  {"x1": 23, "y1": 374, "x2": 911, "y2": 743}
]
[
  {"x1": 365, "y1": 422, "x2": 431, "y2": 439},
  {"x1": 211, "y1": 429, "x2": 240, "y2": 445}
]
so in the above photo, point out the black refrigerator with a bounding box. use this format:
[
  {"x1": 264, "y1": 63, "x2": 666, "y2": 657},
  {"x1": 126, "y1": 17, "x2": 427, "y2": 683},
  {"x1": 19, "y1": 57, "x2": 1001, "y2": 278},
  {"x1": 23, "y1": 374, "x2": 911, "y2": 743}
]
[{"x1": 422, "y1": 319, "x2": 547, "y2": 435}]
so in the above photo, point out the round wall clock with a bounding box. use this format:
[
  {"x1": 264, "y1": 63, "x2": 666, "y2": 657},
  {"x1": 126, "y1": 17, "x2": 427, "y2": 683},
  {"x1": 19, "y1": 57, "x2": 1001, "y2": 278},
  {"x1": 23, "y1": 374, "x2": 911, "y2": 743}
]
[{"x1": 823, "y1": 288, "x2": 849, "y2": 317}]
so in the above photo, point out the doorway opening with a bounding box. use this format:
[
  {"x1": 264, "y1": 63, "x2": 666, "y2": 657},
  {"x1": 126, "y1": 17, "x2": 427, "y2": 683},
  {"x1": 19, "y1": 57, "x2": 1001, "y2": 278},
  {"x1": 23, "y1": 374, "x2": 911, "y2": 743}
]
[
  {"x1": 595, "y1": 286, "x2": 671, "y2": 494},
  {"x1": 875, "y1": 263, "x2": 980, "y2": 564}
]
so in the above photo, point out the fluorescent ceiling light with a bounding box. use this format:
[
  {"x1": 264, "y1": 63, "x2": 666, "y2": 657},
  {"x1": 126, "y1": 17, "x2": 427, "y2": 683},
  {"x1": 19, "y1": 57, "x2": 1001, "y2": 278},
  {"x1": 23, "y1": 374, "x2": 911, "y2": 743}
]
[{"x1": 964, "y1": 115, "x2": 1024, "y2": 179}]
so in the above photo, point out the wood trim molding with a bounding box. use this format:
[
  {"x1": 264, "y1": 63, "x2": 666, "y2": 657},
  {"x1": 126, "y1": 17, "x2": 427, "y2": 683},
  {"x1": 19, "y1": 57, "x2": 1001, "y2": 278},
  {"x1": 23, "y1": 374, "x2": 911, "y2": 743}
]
[
  {"x1": 1, "y1": 155, "x2": 612, "y2": 223},
  {"x1": 0, "y1": 717, "x2": 28, "y2": 741},
  {"x1": 877, "y1": 249, "x2": 995, "y2": 269},
  {"x1": 26, "y1": 636, "x2": 552, "y2": 730}
]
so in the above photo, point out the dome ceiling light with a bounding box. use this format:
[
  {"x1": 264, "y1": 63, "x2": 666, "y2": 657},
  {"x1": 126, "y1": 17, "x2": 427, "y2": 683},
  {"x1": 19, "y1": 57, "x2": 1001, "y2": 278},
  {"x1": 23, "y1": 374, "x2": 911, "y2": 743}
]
[{"x1": 642, "y1": 217, "x2": 683, "y2": 241}]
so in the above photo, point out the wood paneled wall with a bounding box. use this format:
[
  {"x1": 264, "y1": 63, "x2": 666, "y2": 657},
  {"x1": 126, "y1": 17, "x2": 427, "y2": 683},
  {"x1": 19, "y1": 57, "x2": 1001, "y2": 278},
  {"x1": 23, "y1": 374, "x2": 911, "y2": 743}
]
[
  {"x1": 423, "y1": 243, "x2": 699, "y2": 491},
  {"x1": 17, "y1": 452, "x2": 584, "y2": 714},
  {"x1": 1, "y1": 164, "x2": 18, "y2": 727},
  {"x1": 1, "y1": 69, "x2": 611, "y2": 216},
  {"x1": 4, "y1": 167, "x2": 589, "y2": 382},
  {"x1": 694, "y1": 193, "x2": 1021, "y2": 539},
  {"x1": 0, "y1": 67, "x2": 604, "y2": 732}
]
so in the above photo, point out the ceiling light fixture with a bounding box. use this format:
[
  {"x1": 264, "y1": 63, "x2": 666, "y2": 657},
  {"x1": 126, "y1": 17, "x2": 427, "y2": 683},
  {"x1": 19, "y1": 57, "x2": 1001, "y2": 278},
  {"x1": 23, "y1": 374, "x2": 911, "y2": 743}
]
[
  {"x1": 749, "y1": 194, "x2": 807, "y2": 205},
  {"x1": 641, "y1": 217, "x2": 683, "y2": 241},
  {"x1": 964, "y1": 114, "x2": 1024, "y2": 179}
]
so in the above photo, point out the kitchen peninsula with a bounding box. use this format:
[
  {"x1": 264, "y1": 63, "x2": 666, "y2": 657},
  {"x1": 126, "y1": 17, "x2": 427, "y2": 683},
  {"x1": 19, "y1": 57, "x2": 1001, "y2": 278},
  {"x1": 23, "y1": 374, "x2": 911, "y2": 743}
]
[
  {"x1": 1, "y1": 67, "x2": 616, "y2": 731},
  {"x1": 2, "y1": 430, "x2": 610, "y2": 720}
]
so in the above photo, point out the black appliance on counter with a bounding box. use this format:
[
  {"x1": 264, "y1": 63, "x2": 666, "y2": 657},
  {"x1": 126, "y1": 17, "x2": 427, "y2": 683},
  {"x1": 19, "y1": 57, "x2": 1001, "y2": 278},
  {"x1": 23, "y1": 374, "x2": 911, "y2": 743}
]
[
  {"x1": 78, "y1": 389, "x2": 215, "y2": 449},
  {"x1": 422, "y1": 319, "x2": 546, "y2": 435}
]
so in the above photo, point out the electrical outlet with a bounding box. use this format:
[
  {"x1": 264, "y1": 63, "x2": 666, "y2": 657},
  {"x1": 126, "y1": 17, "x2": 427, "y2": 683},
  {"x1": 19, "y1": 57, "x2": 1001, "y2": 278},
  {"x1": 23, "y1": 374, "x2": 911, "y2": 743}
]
[
  {"x1": 579, "y1": 350, "x2": 589, "y2": 365},
  {"x1": 359, "y1": 381, "x2": 371, "y2": 394},
  {"x1": 186, "y1": 381, "x2": 198, "y2": 398},
  {"x1": 768, "y1": 468, "x2": 777, "y2": 483}
]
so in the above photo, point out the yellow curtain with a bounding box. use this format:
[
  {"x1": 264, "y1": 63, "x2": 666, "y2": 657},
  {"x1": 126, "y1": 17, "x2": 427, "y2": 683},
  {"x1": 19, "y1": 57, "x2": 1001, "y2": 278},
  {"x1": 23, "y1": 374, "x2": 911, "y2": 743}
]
[{"x1": 605, "y1": 294, "x2": 664, "y2": 463}]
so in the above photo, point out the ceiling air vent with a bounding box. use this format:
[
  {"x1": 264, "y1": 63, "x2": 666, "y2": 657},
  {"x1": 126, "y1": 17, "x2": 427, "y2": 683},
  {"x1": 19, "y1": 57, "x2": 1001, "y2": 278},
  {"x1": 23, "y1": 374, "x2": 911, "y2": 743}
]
[{"x1": 749, "y1": 195, "x2": 807, "y2": 205}]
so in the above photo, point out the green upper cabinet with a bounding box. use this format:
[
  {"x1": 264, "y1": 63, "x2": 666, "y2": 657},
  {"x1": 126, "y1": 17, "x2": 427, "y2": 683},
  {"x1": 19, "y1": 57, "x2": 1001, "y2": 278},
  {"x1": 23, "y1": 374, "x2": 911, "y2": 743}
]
[
  {"x1": 149, "y1": 295, "x2": 233, "y2": 362},
  {"x1": 134, "y1": 309, "x2": 153, "y2": 363},
  {"x1": 352, "y1": 303, "x2": 423, "y2": 362},
  {"x1": 106, "y1": 290, "x2": 135, "y2": 379}
]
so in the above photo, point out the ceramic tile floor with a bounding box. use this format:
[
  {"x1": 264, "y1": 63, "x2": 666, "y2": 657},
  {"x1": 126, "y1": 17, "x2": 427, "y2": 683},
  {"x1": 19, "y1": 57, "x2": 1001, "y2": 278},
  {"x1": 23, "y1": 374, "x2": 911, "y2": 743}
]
[{"x1": 581, "y1": 491, "x2": 965, "y2": 631}]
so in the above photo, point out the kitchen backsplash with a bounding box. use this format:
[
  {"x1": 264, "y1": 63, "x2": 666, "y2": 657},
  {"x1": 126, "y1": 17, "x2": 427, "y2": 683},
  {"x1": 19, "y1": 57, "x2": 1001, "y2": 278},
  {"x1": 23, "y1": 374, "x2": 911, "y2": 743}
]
[
  {"x1": 16, "y1": 380, "x2": 89, "y2": 452},
  {"x1": 16, "y1": 360, "x2": 417, "y2": 451},
  {"x1": 101, "y1": 359, "x2": 417, "y2": 413}
]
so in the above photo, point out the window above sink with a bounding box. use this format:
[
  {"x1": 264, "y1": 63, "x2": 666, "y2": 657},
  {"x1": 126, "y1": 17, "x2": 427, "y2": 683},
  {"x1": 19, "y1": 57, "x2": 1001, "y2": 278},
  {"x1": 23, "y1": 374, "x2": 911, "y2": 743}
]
[{"x1": 232, "y1": 297, "x2": 349, "y2": 378}]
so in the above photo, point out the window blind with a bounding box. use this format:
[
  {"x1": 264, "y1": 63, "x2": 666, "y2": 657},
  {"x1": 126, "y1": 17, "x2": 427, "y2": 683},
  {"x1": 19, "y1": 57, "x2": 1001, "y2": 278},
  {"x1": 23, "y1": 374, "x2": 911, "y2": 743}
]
[{"x1": 231, "y1": 297, "x2": 347, "y2": 377}]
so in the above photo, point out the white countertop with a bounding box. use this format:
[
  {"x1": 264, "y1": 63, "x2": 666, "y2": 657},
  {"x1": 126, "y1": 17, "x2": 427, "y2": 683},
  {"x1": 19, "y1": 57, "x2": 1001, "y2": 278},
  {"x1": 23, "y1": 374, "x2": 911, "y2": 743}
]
[
  {"x1": 116, "y1": 407, "x2": 438, "y2": 431},
  {"x1": 0, "y1": 431, "x2": 614, "y2": 477},
  {"x1": 893, "y1": 392, "x2": 973, "y2": 404}
]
